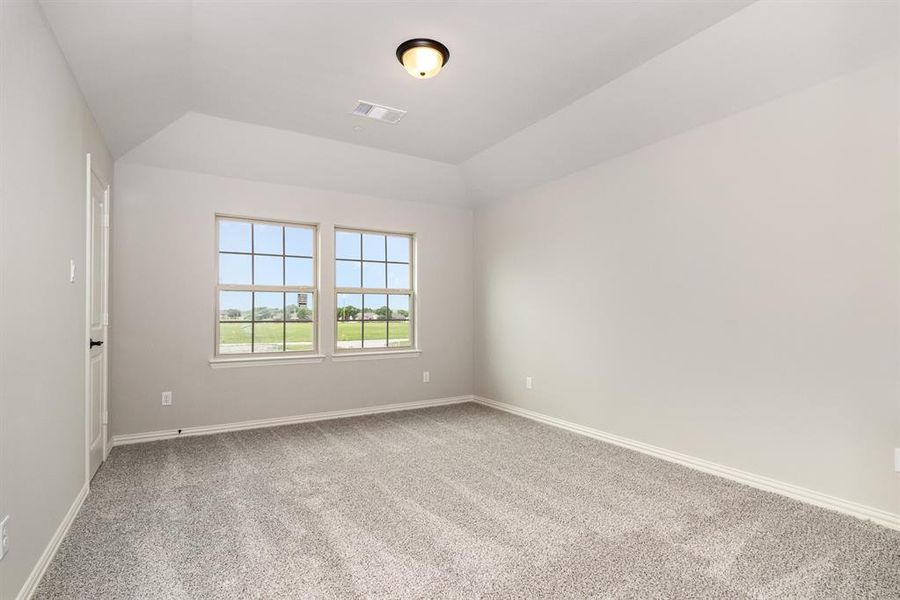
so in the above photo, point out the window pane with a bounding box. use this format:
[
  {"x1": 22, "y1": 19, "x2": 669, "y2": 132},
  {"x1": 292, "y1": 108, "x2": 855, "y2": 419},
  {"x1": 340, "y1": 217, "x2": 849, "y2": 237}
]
[
  {"x1": 254, "y1": 292, "x2": 284, "y2": 321},
  {"x1": 219, "y1": 291, "x2": 251, "y2": 321},
  {"x1": 336, "y1": 260, "x2": 361, "y2": 288},
  {"x1": 285, "y1": 226, "x2": 313, "y2": 257},
  {"x1": 363, "y1": 321, "x2": 387, "y2": 348},
  {"x1": 388, "y1": 294, "x2": 410, "y2": 320},
  {"x1": 219, "y1": 253, "x2": 252, "y2": 284},
  {"x1": 360, "y1": 293, "x2": 388, "y2": 347},
  {"x1": 334, "y1": 230, "x2": 414, "y2": 353},
  {"x1": 287, "y1": 293, "x2": 313, "y2": 321},
  {"x1": 362, "y1": 233, "x2": 385, "y2": 261},
  {"x1": 336, "y1": 321, "x2": 362, "y2": 350},
  {"x1": 253, "y1": 223, "x2": 283, "y2": 254},
  {"x1": 219, "y1": 322, "x2": 251, "y2": 354},
  {"x1": 286, "y1": 322, "x2": 314, "y2": 352},
  {"x1": 219, "y1": 220, "x2": 251, "y2": 253},
  {"x1": 386, "y1": 235, "x2": 409, "y2": 263},
  {"x1": 387, "y1": 263, "x2": 409, "y2": 289},
  {"x1": 337, "y1": 293, "x2": 362, "y2": 321},
  {"x1": 254, "y1": 255, "x2": 283, "y2": 285},
  {"x1": 253, "y1": 323, "x2": 284, "y2": 353},
  {"x1": 364, "y1": 294, "x2": 387, "y2": 321},
  {"x1": 363, "y1": 261, "x2": 386, "y2": 288},
  {"x1": 337, "y1": 292, "x2": 362, "y2": 349},
  {"x1": 388, "y1": 321, "x2": 411, "y2": 347},
  {"x1": 285, "y1": 257, "x2": 313, "y2": 286},
  {"x1": 336, "y1": 231, "x2": 360, "y2": 259}
]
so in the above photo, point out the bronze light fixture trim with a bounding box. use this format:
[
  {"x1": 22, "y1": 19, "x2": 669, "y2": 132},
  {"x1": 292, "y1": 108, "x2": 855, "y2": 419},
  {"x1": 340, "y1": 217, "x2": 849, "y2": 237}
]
[{"x1": 396, "y1": 38, "x2": 450, "y2": 79}]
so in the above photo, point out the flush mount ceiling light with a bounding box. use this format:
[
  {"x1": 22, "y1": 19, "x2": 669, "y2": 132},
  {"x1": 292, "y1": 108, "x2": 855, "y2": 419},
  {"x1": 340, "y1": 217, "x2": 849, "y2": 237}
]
[{"x1": 396, "y1": 38, "x2": 450, "y2": 79}]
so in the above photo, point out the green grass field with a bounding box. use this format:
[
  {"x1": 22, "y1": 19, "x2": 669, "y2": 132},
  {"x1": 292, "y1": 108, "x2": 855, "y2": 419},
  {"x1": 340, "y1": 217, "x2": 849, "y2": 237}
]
[
  {"x1": 219, "y1": 320, "x2": 410, "y2": 353},
  {"x1": 334, "y1": 320, "x2": 409, "y2": 342}
]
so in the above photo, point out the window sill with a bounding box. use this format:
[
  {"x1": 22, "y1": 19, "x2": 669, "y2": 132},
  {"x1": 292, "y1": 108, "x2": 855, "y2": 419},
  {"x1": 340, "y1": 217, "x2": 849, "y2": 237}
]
[
  {"x1": 331, "y1": 349, "x2": 421, "y2": 362},
  {"x1": 209, "y1": 354, "x2": 326, "y2": 369}
]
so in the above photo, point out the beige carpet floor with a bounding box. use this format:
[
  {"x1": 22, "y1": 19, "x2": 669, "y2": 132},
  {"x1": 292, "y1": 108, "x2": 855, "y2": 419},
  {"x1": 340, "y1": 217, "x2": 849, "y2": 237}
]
[{"x1": 34, "y1": 402, "x2": 900, "y2": 598}]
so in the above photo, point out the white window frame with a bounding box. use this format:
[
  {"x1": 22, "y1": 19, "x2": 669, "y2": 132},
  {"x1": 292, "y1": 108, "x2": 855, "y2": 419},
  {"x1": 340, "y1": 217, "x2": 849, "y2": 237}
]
[
  {"x1": 214, "y1": 214, "x2": 319, "y2": 359},
  {"x1": 334, "y1": 227, "x2": 416, "y2": 354}
]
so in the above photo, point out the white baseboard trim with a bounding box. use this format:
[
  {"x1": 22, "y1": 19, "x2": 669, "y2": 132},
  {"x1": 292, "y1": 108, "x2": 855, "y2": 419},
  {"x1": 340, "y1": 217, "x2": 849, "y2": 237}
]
[
  {"x1": 474, "y1": 396, "x2": 900, "y2": 531},
  {"x1": 111, "y1": 395, "x2": 474, "y2": 447},
  {"x1": 16, "y1": 483, "x2": 89, "y2": 600}
]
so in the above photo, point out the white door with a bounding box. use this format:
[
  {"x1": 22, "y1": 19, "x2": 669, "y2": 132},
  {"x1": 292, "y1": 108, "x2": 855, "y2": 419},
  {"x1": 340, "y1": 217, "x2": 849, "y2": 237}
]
[{"x1": 88, "y1": 166, "x2": 109, "y2": 479}]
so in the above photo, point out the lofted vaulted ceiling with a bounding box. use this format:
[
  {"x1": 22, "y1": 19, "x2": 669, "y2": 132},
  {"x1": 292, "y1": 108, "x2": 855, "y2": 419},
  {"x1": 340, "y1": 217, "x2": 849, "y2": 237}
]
[
  {"x1": 40, "y1": 0, "x2": 751, "y2": 161},
  {"x1": 40, "y1": 1, "x2": 898, "y2": 205}
]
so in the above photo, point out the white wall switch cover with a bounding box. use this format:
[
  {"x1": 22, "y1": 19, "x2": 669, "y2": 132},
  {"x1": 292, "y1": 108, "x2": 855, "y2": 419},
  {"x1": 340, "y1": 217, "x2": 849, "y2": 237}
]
[
  {"x1": 525, "y1": 376, "x2": 533, "y2": 389},
  {"x1": 422, "y1": 371, "x2": 430, "y2": 383},
  {"x1": 161, "y1": 391, "x2": 172, "y2": 406},
  {"x1": 69, "y1": 259, "x2": 76, "y2": 283}
]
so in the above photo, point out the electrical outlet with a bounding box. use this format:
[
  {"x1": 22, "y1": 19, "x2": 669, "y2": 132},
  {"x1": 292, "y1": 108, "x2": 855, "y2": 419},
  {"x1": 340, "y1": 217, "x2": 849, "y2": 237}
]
[
  {"x1": 0, "y1": 515, "x2": 9, "y2": 560},
  {"x1": 525, "y1": 376, "x2": 533, "y2": 390},
  {"x1": 161, "y1": 391, "x2": 172, "y2": 406},
  {"x1": 422, "y1": 371, "x2": 430, "y2": 383}
]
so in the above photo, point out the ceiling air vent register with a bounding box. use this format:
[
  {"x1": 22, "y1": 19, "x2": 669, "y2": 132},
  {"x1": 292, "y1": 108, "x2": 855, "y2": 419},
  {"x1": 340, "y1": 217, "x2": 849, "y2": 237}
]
[{"x1": 352, "y1": 101, "x2": 407, "y2": 124}]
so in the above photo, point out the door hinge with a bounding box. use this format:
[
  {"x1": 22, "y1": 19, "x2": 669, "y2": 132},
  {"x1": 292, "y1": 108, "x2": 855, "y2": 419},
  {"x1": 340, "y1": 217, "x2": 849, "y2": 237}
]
[{"x1": 102, "y1": 313, "x2": 109, "y2": 326}]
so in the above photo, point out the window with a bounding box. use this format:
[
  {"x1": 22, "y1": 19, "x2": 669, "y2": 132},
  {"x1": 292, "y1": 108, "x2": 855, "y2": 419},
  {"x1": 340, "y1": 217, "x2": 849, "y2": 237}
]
[
  {"x1": 216, "y1": 216, "x2": 317, "y2": 356},
  {"x1": 335, "y1": 228, "x2": 413, "y2": 351}
]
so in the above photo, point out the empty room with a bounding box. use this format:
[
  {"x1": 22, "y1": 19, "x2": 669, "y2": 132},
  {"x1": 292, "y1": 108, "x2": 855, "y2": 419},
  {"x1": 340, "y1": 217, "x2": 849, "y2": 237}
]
[{"x1": 1, "y1": 0, "x2": 899, "y2": 598}]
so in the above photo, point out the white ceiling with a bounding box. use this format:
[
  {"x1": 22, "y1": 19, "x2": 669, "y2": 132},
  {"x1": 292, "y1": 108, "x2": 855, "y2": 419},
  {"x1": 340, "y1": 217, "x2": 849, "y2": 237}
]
[
  {"x1": 460, "y1": 0, "x2": 900, "y2": 200},
  {"x1": 40, "y1": 0, "x2": 750, "y2": 161},
  {"x1": 41, "y1": 1, "x2": 898, "y2": 206}
]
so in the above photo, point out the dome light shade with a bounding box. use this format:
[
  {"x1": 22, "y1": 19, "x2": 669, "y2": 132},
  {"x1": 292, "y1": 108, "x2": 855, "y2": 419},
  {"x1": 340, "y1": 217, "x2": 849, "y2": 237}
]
[{"x1": 396, "y1": 39, "x2": 450, "y2": 79}]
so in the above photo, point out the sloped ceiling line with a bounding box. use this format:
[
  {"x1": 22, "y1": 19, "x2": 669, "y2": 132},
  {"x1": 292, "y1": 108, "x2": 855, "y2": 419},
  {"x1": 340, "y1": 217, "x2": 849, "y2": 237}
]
[{"x1": 46, "y1": 0, "x2": 898, "y2": 205}]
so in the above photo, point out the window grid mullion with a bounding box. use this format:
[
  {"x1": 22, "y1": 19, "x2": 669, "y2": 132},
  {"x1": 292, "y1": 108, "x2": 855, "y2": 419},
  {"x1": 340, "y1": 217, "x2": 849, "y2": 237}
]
[
  {"x1": 383, "y1": 238, "x2": 388, "y2": 331},
  {"x1": 220, "y1": 285, "x2": 315, "y2": 293},
  {"x1": 384, "y1": 237, "x2": 389, "y2": 314},
  {"x1": 250, "y1": 224, "x2": 255, "y2": 353},
  {"x1": 219, "y1": 250, "x2": 313, "y2": 259},
  {"x1": 359, "y1": 233, "x2": 366, "y2": 350}
]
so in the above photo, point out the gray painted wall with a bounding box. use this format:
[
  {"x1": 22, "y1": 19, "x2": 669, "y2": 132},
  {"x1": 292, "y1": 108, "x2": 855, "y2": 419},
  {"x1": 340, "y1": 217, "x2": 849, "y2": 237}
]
[
  {"x1": 474, "y1": 58, "x2": 900, "y2": 515},
  {"x1": 109, "y1": 163, "x2": 473, "y2": 437},
  {"x1": 0, "y1": 1, "x2": 113, "y2": 597}
]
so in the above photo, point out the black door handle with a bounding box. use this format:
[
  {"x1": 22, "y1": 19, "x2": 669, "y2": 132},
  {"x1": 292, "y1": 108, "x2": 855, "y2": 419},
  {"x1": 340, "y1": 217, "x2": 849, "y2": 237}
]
[{"x1": 90, "y1": 339, "x2": 104, "y2": 349}]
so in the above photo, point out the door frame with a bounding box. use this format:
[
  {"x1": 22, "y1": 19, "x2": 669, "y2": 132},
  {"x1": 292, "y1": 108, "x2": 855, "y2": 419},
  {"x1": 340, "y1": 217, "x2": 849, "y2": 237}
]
[{"x1": 84, "y1": 153, "x2": 111, "y2": 485}]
